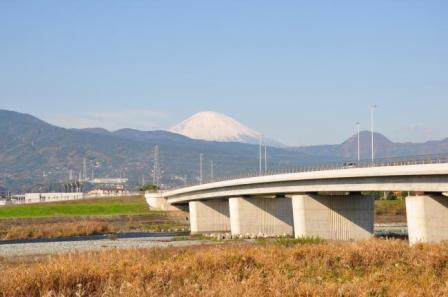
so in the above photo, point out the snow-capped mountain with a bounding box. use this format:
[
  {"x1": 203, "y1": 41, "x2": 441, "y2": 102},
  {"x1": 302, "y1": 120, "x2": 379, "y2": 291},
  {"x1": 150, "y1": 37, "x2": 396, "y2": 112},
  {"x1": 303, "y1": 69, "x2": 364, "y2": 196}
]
[{"x1": 169, "y1": 111, "x2": 283, "y2": 146}]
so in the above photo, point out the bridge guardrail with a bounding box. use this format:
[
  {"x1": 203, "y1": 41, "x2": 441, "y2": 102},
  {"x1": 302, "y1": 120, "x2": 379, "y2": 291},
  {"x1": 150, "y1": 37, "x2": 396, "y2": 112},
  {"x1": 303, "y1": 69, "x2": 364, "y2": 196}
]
[{"x1": 168, "y1": 153, "x2": 448, "y2": 190}]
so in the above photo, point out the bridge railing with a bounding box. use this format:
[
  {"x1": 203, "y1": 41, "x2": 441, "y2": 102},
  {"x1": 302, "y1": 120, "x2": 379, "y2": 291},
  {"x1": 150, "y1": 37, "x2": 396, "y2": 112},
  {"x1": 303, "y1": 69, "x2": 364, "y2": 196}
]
[{"x1": 169, "y1": 153, "x2": 448, "y2": 190}]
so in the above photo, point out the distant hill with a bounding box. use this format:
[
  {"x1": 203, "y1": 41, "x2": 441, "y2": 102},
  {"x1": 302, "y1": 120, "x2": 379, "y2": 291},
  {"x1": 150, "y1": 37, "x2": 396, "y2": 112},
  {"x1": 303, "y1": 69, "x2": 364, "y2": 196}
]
[
  {"x1": 1, "y1": 109, "x2": 447, "y2": 192},
  {"x1": 291, "y1": 131, "x2": 448, "y2": 160},
  {"x1": 0, "y1": 110, "x2": 318, "y2": 192}
]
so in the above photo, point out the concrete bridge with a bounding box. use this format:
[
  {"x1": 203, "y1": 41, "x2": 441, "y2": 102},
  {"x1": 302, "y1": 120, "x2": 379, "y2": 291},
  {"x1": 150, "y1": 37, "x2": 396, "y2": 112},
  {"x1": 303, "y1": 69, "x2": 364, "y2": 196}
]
[{"x1": 146, "y1": 162, "x2": 448, "y2": 244}]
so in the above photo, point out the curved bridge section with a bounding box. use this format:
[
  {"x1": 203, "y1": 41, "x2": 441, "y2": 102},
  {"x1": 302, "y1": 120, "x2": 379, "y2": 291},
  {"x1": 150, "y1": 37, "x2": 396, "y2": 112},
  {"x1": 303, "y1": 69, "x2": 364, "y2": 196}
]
[
  {"x1": 164, "y1": 164, "x2": 448, "y2": 204},
  {"x1": 148, "y1": 163, "x2": 448, "y2": 244}
]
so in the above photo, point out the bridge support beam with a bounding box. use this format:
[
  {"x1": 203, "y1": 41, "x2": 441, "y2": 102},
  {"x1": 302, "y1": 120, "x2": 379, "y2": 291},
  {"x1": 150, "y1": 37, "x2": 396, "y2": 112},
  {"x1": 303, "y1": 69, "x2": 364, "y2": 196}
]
[
  {"x1": 406, "y1": 194, "x2": 448, "y2": 244},
  {"x1": 229, "y1": 197, "x2": 294, "y2": 236},
  {"x1": 291, "y1": 194, "x2": 374, "y2": 241},
  {"x1": 189, "y1": 200, "x2": 230, "y2": 234}
]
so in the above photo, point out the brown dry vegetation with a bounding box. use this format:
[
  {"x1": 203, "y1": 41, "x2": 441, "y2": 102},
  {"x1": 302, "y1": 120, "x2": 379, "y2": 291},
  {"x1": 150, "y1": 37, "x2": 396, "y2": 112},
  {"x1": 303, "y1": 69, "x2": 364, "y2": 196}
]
[
  {"x1": 0, "y1": 213, "x2": 189, "y2": 241},
  {"x1": 0, "y1": 221, "x2": 113, "y2": 240},
  {"x1": 2, "y1": 215, "x2": 187, "y2": 241},
  {"x1": 1, "y1": 239, "x2": 448, "y2": 297},
  {"x1": 375, "y1": 200, "x2": 406, "y2": 223}
]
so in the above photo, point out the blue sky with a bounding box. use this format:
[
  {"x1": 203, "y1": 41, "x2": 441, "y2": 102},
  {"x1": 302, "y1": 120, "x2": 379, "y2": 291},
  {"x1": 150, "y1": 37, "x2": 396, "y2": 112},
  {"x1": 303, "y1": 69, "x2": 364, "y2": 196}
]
[{"x1": 1, "y1": 1, "x2": 447, "y2": 146}]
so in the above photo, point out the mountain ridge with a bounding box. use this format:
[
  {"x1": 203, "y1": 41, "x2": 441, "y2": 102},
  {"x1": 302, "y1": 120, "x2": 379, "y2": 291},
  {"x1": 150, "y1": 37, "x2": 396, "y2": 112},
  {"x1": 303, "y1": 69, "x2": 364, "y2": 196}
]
[{"x1": 1, "y1": 109, "x2": 448, "y2": 192}]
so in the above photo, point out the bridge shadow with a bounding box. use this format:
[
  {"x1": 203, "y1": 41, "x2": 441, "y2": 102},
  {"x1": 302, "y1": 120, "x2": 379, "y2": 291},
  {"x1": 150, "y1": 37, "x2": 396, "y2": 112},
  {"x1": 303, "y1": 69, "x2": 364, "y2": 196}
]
[
  {"x1": 245, "y1": 197, "x2": 294, "y2": 230},
  {"x1": 203, "y1": 199, "x2": 230, "y2": 218},
  {"x1": 312, "y1": 194, "x2": 374, "y2": 237}
]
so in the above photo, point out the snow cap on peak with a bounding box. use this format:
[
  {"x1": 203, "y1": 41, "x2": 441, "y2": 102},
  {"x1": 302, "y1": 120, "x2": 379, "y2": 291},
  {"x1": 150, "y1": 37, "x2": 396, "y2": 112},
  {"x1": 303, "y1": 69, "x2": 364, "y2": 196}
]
[{"x1": 169, "y1": 111, "x2": 261, "y2": 143}]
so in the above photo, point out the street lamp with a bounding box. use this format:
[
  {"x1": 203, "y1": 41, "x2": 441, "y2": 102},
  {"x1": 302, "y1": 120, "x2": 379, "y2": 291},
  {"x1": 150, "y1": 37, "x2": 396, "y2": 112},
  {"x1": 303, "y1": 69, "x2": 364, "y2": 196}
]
[
  {"x1": 199, "y1": 153, "x2": 204, "y2": 184},
  {"x1": 356, "y1": 122, "x2": 360, "y2": 161},
  {"x1": 259, "y1": 134, "x2": 263, "y2": 175},
  {"x1": 370, "y1": 105, "x2": 378, "y2": 163}
]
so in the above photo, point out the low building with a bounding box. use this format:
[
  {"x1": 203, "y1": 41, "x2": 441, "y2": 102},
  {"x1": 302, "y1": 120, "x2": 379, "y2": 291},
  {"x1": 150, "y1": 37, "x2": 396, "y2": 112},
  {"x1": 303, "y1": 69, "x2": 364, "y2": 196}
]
[{"x1": 23, "y1": 192, "x2": 84, "y2": 204}]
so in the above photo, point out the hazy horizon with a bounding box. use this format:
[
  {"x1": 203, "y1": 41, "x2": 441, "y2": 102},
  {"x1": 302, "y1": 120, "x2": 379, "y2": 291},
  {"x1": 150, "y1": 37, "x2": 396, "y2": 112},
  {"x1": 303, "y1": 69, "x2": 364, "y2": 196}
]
[{"x1": 4, "y1": 108, "x2": 448, "y2": 148}]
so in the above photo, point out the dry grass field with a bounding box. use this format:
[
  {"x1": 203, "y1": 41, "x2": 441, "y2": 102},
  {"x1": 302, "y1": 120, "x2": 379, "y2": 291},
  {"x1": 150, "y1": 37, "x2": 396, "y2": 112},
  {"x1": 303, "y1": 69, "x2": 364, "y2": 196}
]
[
  {"x1": 374, "y1": 199, "x2": 406, "y2": 223},
  {"x1": 1, "y1": 238, "x2": 447, "y2": 297},
  {"x1": 0, "y1": 221, "x2": 112, "y2": 240}
]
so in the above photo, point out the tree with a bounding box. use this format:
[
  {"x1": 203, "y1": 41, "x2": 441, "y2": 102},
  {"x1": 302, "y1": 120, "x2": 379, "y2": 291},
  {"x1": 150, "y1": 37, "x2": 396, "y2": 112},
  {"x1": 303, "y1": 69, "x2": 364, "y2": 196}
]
[{"x1": 139, "y1": 184, "x2": 158, "y2": 192}]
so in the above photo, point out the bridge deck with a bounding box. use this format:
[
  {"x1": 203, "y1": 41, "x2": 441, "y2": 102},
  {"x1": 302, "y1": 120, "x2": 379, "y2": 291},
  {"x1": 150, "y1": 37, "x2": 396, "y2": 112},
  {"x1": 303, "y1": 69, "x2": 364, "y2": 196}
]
[{"x1": 163, "y1": 163, "x2": 448, "y2": 204}]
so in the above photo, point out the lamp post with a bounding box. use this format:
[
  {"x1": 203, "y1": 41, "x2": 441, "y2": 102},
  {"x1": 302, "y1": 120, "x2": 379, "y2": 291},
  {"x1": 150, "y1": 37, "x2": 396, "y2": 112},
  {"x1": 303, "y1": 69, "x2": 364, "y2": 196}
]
[
  {"x1": 264, "y1": 145, "x2": 267, "y2": 173},
  {"x1": 199, "y1": 153, "x2": 204, "y2": 184},
  {"x1": 370, "y1": 105, "x2": 378, "y2": 163},
  {"x1": 259, "y1": 135, "x2": 262, "y2": 175},
  {"x1": 356, "y1": 122, "x2": 360, "y2": 162}
]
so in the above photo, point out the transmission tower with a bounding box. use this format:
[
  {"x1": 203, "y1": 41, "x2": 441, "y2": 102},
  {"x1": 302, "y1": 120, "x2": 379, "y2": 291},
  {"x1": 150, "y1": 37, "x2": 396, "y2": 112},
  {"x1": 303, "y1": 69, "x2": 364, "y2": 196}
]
[
  {"x1": 152, "y1": 145, "x2": 161, "y2": 188},
  {"x1": 82, "y1": 158, "x2": 87, "y2": 181}
]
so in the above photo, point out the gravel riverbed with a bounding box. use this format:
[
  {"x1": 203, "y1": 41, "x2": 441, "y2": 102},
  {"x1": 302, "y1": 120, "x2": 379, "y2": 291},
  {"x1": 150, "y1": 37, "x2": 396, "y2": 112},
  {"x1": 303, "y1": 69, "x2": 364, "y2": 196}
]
[
  {"x1": 0, "y1": 224, "x2": 407, "y2": 258},
  {"x1": 0, "y1": 236, "x2": 210, "y2": 257}
]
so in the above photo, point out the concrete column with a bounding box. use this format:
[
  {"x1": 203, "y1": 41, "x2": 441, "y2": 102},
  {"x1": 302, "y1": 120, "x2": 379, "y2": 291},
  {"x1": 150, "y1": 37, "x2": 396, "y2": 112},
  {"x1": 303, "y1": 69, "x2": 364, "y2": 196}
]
[
  {"x1": 229, "y1": 197, "x2": 294, "y2": 236},
  {"x1": 189, "y1": 200, "x2": 230, "y2": 234},
  {"x1": 406, "y1": 194, "x2": 448, "y2": 244},
  {"x1": 291, "y1": 194, "x2": 374, "y2": 241}
]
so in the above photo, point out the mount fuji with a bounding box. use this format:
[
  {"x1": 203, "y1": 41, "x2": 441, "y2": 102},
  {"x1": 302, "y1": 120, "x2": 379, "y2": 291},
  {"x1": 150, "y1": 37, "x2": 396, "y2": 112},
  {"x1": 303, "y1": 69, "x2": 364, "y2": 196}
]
[{"x1": 169, "y1": 111, "x2": 284, "y2": 147}]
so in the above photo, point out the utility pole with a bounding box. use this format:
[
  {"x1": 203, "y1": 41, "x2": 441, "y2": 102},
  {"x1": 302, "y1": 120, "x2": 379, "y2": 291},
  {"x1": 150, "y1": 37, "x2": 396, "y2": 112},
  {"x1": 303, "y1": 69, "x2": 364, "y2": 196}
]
[
  {"x1": 199, "y1": 153, "x2": 204, "y2": 184},
  {"x1": 370, "y1": 105, "x2": 377, "y2": 163},
  {"x1": 356, "y1": 122, "x2": 361, "y2": 162},
  {"x1": 210, "y1": 160, "x2": 214, "y2": 181}
]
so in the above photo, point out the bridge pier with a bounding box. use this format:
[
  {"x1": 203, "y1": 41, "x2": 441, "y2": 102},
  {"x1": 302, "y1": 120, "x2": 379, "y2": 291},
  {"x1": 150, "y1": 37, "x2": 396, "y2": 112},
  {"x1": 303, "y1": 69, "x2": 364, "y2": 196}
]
[
  {"x1": 406, "y1": 194, "x2": 448, "y2": 244},
  {"x1": 229, "y1": 197, "x2": 294, "y2": 236},
  {"x1": 189, "y1": 200, "x2": 230, "y2": 234},
  {"x1": 290, "y1": 194, "x2": 374, "y2": 241}
]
